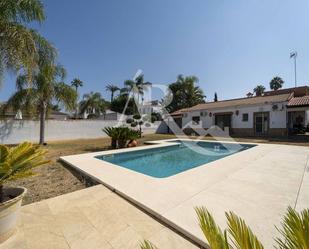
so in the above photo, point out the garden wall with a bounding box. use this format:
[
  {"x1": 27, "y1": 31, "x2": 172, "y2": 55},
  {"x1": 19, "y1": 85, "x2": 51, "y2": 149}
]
[{"x1": 0, "y1": 120, "x2": 168, "y2": 144}]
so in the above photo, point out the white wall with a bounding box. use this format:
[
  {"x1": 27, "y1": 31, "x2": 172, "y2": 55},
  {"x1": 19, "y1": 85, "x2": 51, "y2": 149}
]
[
  {"x1": 182, "y1": 102, "x2": 287, "y2": 129},
  {"x1": 0, "y1": 120, "x2": 166, "y2": 144}
]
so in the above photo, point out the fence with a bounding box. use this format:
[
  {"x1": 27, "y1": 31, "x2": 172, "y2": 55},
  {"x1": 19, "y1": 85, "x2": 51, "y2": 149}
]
[{"x1": 0, "y1": 120, "x2": 168, "y2": 144}]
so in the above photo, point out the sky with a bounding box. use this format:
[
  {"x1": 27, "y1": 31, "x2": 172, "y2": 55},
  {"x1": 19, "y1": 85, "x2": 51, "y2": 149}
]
[{"x1": 1, "y1": 0, "x2": 309, "y2": 102}]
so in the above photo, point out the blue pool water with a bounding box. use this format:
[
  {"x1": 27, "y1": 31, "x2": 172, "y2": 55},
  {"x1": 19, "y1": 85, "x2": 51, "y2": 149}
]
[{"x1": 96, "y1": 141, "x2": 255, "y2": 178}]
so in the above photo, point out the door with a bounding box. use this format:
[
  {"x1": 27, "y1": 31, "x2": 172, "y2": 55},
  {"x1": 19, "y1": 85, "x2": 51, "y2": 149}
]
[
  {"x1": 215, "y1": 114, "x2": 231, "y2": 130},
  {"x1": 254, "y1": 112, "x2": 269, "y2": 135}
]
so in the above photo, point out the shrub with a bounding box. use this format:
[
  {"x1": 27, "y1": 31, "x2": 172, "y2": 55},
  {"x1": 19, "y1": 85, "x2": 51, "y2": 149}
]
[
  {"x1": 0, "y1": 142, "x2": 49, "y2": 202},
  {"x1": 87, "y1": 113, "x2": 98, "y2": 119},
  {"x1": 131, "y1": 122, "x2": 137, "y2": 127},
  {"x1": 102, "y1": 126, "x2": 140, "y2": 148},
  {"x1": 126, "y1": 118, "x2": 134, "y2": 124},
  {"x1": 133, "y1": 114, "x2": 141, "y2": 120}
]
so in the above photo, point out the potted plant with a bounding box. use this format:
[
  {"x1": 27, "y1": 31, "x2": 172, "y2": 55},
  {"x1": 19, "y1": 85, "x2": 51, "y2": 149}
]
[
  {"x1": 127, "y1": 129, "x2": 141, "y2": 147},
  {"x1": 0, "y1": 142, "x2": 49, "y2": 243}
]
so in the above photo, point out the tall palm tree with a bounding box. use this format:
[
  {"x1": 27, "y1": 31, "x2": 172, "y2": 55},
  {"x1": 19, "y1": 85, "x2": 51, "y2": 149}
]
[
  {"x1": 124, "y1": 75, "x2": 144, "y2": 113},
  {"x1": 106, "y1": 84, "x2": 120, "y2": 102},
  {"x1": 79, "y1": 92, "x2": 106, "y2": 118},
  {"x1": 71, "y1": 78, "x2": 83, "y2": 118},
  {"x1": 253, "y1": 85, "x2": 266, "y2": 96},
  {"x1": 270, "y1": 76, "x2": 284, "y2": 91},
  {"x1": 71, "y1": 78, "x2": 83, "y2": 92},
  {"x1": 0, "y1": 0, "x2": 54, "y2": 82},
  {"x1": 4, "y1": 64, "x2": 77, "y2": 144}
]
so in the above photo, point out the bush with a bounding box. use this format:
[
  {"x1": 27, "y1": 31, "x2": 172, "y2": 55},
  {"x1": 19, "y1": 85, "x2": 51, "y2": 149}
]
[
  {"x1": 131, "y1": 122, "x2": 137, "y2": 127},
  {"x1": 133, "y1": 114, "x2": 141, "y2": 120},
  {"x1": 87, "y1": 113, "x2": 98, "y2": 119},
  {"x1": 126, "y1": 118, "x2": 134, "y2": 124},
  {"x1": 102, "y1": 126, "x2": 140, "y2": 148}
]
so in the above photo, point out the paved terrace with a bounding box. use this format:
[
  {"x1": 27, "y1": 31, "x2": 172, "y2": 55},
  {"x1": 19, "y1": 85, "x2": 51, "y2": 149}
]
[
  {"x1": 0, "y1": 185, "x2": 198, "y2": 249},
  {"x1": 60, "y1": 140, "x2": 309, "y2": 248}
]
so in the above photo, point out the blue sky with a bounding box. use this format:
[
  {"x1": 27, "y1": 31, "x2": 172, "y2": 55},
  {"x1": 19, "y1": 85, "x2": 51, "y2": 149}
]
[{"x1": 1, "y1": 0, "x2": 309, "y2": 102}]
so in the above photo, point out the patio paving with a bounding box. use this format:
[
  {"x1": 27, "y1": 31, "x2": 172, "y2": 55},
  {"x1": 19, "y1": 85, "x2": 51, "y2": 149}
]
[
  {"x1": 0, "y1": 185, "x2": 199, "y2": 249},
  {"x1": 60, "y1": 139, "x2": 309, "y2": 248}
]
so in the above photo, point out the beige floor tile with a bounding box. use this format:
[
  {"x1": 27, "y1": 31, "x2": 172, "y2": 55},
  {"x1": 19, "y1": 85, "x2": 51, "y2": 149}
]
[
  {"x1": 110, "y1": 226, "x2": 144, "y2": 249},
  {"x1": 148, "y1": 228, "x2": 199, "y2": 249},
  {"x1": 23, "y1": 227, "x2": 69, "y2": 249},
  {"x1": 0, "y1": 229, "x2": 27, "y2": 249}
]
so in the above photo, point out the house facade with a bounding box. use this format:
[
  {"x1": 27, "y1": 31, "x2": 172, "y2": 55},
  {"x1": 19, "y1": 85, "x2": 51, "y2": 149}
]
[{"x1": 170, "y1": 86, "x2": 309, "y2": 137}]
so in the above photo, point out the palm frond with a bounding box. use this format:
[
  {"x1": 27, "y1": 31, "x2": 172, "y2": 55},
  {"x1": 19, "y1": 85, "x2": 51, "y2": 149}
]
[
  {"x1": 195, "y1": 207, "x2": 229, "y2": 249},
  {"x1": 0, "y1": 0, "x2": 45, "y2": 23},
  {"x1": 139, "y1": 240, "x2": 158, "y2": 249},
  {"x1": 275, "y1": 207, "x2": 309, "y2": 249},
  {"x1": 0, "y1": 142, "x2": 49, "y2": 185},
  {"x1": 54, "y1": 82, "x2": 77, "y2": 111},
  {"x1": 226, "y1": 211, "x2": 264, "y2": 249}
]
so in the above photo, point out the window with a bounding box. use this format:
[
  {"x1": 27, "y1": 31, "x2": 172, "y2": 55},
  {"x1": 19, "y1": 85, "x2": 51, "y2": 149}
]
[
  {"x1": 192, "y1": 116, "x2": 200, "y2": 125},
  {"x1": 242, "y1": 113, "x2": 249, "y2": 122}
]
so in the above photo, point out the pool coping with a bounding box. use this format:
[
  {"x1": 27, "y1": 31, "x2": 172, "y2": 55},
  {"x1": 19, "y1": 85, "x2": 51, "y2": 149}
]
[{"x1": 60, "y1": 139, "x2": 309, "y2": 248}]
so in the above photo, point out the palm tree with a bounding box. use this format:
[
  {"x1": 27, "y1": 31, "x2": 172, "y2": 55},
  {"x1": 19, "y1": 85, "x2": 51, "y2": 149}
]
[
  {"x1": 165, "y1": 75, "x2": 205, "y2": 113},
  {"x1": 253, "y1": 85, "x2": 266, "y2": 96},
  {"x1": 270, "y1": 77, "x2": 284, "y2": 91},
  {"x1": 106, "y1": 84, "x2": 120, "y2": 102},
  {"x1": 79, "y1": 92, "x2": 106, "y2": 118},
  {"x1": 71, "y1": 78, "x2": 83, "y2": 92},
  {"x1": 4, "y1": 64, "x2": 77, "y2": 144},
  {"x1": 71, "y1": 78, "x2": 83, "y2": 118},
  {"x1": 124, "y1": 76, "x2": 144, "y2": 113},
  {"x1": 0, "y1": 0, "x2": 54, "y2": 82}
]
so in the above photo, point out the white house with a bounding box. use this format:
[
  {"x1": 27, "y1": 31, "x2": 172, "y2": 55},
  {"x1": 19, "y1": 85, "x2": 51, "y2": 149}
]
[
  {"x1": 170, "y1": 86, "x2": 309, "y2": 136},
  {"x1": 138, "y1": 100, "x2": 162, "y2": 115}
]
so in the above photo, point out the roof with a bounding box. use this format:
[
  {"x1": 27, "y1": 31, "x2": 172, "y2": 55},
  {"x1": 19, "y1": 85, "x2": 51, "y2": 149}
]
[
  {"x1": 287, "y1": 95, "x2": 309, "y2": 107},
  {"x1": 50, "y1": 110, "x2": 69, "y2": 116},
  {"x1": 171, "y1": 93, "x2": 292, "y2": 115},
  {"x1": 264, "y1": 86, "x2": 308, "y2": 97}
]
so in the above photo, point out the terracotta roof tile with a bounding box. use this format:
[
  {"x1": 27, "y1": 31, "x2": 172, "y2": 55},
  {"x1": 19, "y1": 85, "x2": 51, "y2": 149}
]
[
  {"x1": 171, "y1": 93, "x2": 292, "y2": 115},
  {"x1": 287, "y1": 95, "x2": 309, "y2": 107}
]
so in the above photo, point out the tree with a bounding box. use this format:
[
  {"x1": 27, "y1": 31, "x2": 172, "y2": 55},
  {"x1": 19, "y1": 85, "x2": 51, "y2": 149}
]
[
  {"x1": 124, "y1": 75, "x2": 144, "y2": 113},
  {"x1": 71, "y1": 78, "x2": 83, "y2": 92},
  {"x1": 71, "y1": 78, "x2": 83, "y2": 118},
  {"x1": 79, "y1": 92, "x2": 106, "y2": 118},
  {"x1": 165, "y1": 75, "x2": 205, "y2": 113},
  {"x1": 270, "y1": 76, "x2": 284, "y2": 91},
  {"x1": 253, "y1": 85, "x2": 266, "y2": 96},
  {"x1": 0, "y1": 0, "x2": 55, "y2": 82},
  {"x1": 110, "y1": 94, "x2": 135, "y2": 115},
  {"x1": 4, "y1": 64, "x2": 76, "y2": 144},
  {"x1": 106, "y1": 84, "x2": 120, "y2": 102},
  {"x1": 214, "y1": 92, "x2": 218, "y2": 102}
]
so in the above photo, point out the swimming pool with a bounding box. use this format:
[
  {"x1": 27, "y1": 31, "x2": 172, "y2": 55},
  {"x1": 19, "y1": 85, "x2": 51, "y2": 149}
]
[{"x1": 96, "y1": 140, "x2": 255, "y2": 178}]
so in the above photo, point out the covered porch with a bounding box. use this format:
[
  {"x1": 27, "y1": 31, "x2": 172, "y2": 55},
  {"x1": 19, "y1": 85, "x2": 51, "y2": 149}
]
[{"x1": 287, "y1": 96, "x2": 309, "y2": 135}]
